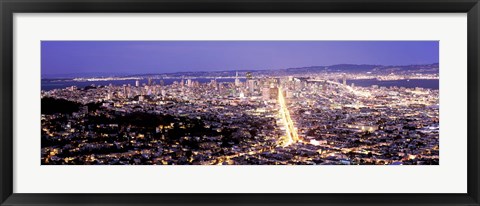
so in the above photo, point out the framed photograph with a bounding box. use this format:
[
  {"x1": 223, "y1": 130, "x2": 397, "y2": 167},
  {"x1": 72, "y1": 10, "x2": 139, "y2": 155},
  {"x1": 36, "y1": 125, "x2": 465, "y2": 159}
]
[{"x1": 1, "y1": 0, "x2": 479, "y2": 205}]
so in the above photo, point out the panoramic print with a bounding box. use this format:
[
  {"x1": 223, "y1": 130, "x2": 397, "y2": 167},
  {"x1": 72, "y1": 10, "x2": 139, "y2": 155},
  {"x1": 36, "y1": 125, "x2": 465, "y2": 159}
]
[{"x1": 41, "y1": 41, "x2": 439, "y2": 165}]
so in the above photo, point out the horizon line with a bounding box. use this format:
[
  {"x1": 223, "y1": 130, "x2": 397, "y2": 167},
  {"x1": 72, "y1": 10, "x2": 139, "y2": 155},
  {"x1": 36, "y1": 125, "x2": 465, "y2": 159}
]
[{"x1": 42, "y1": 62, "x2": 440, "y2": 79}]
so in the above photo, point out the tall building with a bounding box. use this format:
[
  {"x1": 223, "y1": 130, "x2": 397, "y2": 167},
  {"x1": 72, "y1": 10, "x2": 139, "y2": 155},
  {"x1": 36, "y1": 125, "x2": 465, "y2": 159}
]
[
  {"x1": 126, "y1": 85, "x2": 131, "y2": 98},
  {"x1": 147, "y1": 78, "x2": 152, "y2": 86},
  {"x1": 218, "y1": 83, "x2": 224, "y2": 93},
  {"x1": 247, "y1": 79, "x2": 256, "y2": 93},
  {"x1": 235, "y1": 71, "x2": 241, "y2": 87},
  {"x1": 135, "y1": 80, "x2": 140, "y2": 87},
  {"x1": 342, "y1": 74, "x2": 347, "y2": 86},
  {"x1": 269, "y1": 87, "x2": 279, "y2": 100},
  {"x1": 262, "y1": 87, "x2": 270, "y2": 100}
]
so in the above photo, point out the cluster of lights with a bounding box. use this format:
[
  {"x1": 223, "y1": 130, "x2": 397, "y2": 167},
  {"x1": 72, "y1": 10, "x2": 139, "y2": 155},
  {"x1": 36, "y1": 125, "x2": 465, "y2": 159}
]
[{"x1": 278, "y1": 86, "x2": 299, "y2": 147}]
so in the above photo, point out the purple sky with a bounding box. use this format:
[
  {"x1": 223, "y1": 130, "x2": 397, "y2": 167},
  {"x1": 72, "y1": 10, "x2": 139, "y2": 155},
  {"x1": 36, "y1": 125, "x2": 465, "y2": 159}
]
[{"x1": 41, "y1": 41, "x2": 439, "y2": 78}]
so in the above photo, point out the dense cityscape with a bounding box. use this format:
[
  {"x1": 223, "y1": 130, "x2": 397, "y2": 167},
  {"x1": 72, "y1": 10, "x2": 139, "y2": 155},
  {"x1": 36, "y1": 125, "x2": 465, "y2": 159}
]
[{"x1": 41, "y1": 64, "x2": 439, "y2": 165}]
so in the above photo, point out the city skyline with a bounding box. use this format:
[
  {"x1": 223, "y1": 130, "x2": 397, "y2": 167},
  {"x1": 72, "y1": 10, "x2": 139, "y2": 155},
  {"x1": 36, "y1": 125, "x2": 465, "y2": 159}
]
[
  {"x1": 41, "y1": 41, "x2": 439, "y2": 165},
  {"x1": 41, "y1": 41, "x2": 439, "y2": 78}
]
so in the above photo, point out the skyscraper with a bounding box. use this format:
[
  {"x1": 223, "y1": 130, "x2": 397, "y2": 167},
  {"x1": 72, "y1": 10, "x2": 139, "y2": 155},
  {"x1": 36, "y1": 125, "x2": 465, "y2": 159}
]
[
  {"x1": 126, "y1": 84, "x2": 132, "y2": 98},
  {"x1": 235, "y1": 71, "x2": 241, "y2": 87},
  {"x1": 269, "y1": 87, "x2": 278, "y2": 100},
  {"x1": 247, "y1": 79, "x2": 256, "y2": 93},
  {"x1": 262, "y1": 87, "x2": 270, "y2": 101}
]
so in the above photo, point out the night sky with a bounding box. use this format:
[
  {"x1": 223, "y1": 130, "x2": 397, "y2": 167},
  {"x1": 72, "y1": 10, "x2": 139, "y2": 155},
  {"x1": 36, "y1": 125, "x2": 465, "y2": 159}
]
[{"x1": 41, "y1": 41, "x2": 439, "y2": 78}]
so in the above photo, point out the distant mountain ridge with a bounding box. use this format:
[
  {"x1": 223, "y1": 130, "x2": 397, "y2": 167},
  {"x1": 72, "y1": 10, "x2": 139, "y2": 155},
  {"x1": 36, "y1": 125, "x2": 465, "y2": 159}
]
[
  {"x1": 42, "y1": 63, "x2": 439, "y2": 79},
  {"x1": 283, "y1": 63, "x2": 439, "y2": 73},
  {"x1": 143, "y1": 63, "x2": 439, "y2": 78}
]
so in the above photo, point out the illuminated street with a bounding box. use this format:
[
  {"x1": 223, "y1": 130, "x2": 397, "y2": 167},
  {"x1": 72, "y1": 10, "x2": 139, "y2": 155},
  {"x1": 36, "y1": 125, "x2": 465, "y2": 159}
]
[{"x1": 278, "y1": 86, "x2": 299, "y2": 147}]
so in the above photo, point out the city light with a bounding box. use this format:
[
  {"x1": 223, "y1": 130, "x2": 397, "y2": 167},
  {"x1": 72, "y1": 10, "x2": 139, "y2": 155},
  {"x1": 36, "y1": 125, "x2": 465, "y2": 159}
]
[
  {"x1": 278, "y1": 86, "x2": 299, "y2": 147},
  {"x1": 41, "y1": 64, "x2": 439, "y2": 165}
]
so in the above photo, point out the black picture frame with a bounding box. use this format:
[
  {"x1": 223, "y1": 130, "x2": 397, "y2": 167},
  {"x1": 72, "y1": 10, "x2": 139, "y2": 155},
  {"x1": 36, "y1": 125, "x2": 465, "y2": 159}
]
[{"x1": 1, "y1": 0, "x2": 479, "y2": 205}]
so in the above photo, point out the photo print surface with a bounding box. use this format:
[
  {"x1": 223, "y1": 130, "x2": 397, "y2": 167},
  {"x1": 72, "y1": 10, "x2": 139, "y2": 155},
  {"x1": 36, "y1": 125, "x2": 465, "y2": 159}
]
[{"x1": 41, "y1": 41, "x2": 439, "y2": 165}]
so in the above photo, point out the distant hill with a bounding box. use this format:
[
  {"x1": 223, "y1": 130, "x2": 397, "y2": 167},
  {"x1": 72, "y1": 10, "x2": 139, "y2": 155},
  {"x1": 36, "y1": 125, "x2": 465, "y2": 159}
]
[
  {"x1": 42, "y1": 63, "x2": 439, "y2": 79},
  {"x1": 144, "y1": 63, "x2": 438, "y2": 77},
  {"x1": 283, "y1": 63, "x2": 438, "y2": 74}
]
